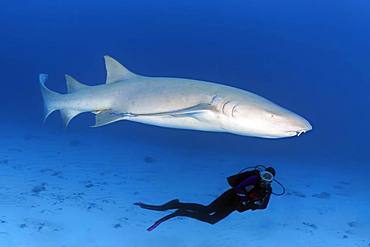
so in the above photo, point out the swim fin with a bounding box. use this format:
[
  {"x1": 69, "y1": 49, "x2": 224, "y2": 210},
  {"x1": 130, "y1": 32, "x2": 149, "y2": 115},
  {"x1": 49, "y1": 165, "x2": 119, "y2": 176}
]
[{"x1": 147, "y1": 210, "x2": 182, "y2": 231}]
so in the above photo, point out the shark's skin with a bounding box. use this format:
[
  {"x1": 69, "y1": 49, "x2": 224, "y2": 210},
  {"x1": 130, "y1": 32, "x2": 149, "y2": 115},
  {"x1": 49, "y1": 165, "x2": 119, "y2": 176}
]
[{"x1": 39, "y1": 56, "x2": 312, "y2": 138}]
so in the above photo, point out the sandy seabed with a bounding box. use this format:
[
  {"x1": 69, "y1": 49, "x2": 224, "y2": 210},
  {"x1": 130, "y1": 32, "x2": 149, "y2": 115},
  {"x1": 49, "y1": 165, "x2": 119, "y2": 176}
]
[{"x1": 0, "y1": 123, "x2": 369, "y2": 247}]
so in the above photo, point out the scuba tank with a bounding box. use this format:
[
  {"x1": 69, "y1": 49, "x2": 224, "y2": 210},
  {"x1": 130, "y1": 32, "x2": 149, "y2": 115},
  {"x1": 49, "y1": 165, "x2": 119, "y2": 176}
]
[{"x1": 227, "y1": 169, "x2": 259, "y2": 187}]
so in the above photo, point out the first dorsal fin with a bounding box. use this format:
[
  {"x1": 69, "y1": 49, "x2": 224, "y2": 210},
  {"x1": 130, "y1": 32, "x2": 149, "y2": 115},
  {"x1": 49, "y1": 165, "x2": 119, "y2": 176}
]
[
  {"x1": 65, "y1": 74, "x2": 89, "y2": 93},
  {"x1": 104, "y1": 55, "x2": 136, "y2": 84}
]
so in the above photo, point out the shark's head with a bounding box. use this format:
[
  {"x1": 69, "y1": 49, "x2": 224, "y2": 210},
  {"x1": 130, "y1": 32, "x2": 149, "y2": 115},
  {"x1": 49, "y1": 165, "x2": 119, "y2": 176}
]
[{"x1": 218, "y1": 94, "x2": 312, "y2": 138}]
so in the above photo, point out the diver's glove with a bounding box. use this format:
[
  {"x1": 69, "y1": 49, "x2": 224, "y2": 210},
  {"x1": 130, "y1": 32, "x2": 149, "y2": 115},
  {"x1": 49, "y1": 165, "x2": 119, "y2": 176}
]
[
  {"x1": 245, "y1": 200, "x2": 262, "y2": 210},
  {"x1": 248, "y1": 201, "x2": 260, "y2": 210}
]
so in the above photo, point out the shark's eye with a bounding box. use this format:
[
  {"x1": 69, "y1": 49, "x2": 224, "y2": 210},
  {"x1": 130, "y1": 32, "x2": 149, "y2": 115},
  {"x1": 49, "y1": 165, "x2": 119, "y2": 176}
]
[{"x1": 264, "y1": 111, "x2": 277, "y2": 119}]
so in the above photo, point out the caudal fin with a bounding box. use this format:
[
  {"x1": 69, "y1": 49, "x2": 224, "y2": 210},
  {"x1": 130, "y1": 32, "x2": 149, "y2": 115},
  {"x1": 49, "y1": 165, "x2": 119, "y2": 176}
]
[
  {"x1": 39, "y1": 74, "x2": 62, "y2": 122},
  {"x1": 39, "y1": 74, "x2": 87, "y2": 127}
]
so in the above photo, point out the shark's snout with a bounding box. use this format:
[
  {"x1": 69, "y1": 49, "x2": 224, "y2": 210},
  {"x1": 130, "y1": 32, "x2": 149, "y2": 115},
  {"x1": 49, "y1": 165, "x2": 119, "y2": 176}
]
[
  {"x1": 298, "y1": 117, "x2": 312, "y2": 132},
  {"x1": 287, "y1": 117, "x2": 312, "y2": 136}
]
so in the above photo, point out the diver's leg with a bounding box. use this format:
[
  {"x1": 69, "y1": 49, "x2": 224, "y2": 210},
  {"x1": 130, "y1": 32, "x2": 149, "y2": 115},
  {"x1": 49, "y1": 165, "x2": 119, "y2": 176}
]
[
  {"x1": 179, "y1": 206, "x2": 235, "y2": 224},
  {"x1": 206, "y1": 189, "x2": 236, "y2": 212},
  {"x1": 174, "y1": 202, "x2": 210, "y2": 212},
  {"x1": 135, "y1": 200, "x2": 210, "y2": 212},
  {"x1": 144, "y1": 191, "x2": 237, "y2": 231},
  {"x1": 166, "y1": 189, "x2": 237, "y2": 213},
  {"x1": 146, "y1": 206, "x2": 235, "y2": 231},
  {"x1": 136, "y1": 189, "x2": 235, "y2": 212},
  {"x1": 134, "y1": 199, "x2": 180, "y2": 211}
]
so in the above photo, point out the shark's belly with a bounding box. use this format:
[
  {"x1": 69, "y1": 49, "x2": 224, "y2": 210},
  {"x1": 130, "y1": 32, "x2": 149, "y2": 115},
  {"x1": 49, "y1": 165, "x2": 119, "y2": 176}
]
[{"x1": 128, "y1": 112, "x2": 224, "y2": 132}]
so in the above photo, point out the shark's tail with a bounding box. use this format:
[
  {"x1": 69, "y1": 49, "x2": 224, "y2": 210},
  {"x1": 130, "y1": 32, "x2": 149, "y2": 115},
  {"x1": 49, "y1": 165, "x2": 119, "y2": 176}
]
[
  {"x1": 39, "y1": 74, "x2": 63, "y2": 122},
  {"x1": 39, "y1": 56, "x2": 130, "y2": 127},
  {"x1": 39, "y1": 74, "x2": 91, "y2": 127}
]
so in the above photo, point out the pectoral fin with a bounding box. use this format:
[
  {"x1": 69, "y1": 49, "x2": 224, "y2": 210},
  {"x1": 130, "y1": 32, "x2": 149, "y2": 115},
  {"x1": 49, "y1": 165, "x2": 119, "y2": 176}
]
[
  {"x1": 131, "y1": 103, "x2": 216, "y2": 118},
  {"x1": 91, "y1": 103, "x2": 215, "y2": 127}
]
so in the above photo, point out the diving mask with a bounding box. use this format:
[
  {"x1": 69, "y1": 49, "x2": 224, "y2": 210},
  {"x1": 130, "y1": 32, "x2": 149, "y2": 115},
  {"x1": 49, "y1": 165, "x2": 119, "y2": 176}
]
[{"x1": 260, "y1": 170, "x2": 274, "y2": 183}]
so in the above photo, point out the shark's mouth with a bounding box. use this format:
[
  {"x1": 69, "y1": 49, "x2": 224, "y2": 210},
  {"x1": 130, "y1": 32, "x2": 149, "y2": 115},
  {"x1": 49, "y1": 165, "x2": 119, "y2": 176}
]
[
  {"x1": 286, "y1": 129, "x2": 309, "y2": 136},
  {"x1": 296, "y1": 130, "x2": 305, "y2": 136}
]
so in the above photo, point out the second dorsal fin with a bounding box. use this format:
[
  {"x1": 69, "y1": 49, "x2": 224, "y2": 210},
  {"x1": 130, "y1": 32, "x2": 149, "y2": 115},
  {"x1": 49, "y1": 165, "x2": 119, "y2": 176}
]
[
  {"x1": 65, "y1": 74, "x2": 89, "y2": 93},
  {"x1": 104, "y1": 55, "x2": 136, "y2": 84}
]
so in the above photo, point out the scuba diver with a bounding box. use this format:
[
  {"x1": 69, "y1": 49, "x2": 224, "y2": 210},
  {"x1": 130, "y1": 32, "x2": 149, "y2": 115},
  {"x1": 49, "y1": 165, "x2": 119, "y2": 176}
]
[{"x1": 135, "y1": 165, "x2": 281, "y2": 231}]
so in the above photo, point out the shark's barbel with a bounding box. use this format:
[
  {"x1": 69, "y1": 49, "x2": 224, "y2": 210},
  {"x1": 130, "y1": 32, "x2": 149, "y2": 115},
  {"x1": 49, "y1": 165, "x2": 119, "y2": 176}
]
[{"x1": 39, "y1": 56, "x2": 312, "y2": 138}]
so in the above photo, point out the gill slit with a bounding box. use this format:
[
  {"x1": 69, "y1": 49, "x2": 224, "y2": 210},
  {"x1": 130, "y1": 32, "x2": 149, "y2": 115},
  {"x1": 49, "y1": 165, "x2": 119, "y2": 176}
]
[{"x1": 222, "y1": 100, "x2": 231, "y2": 115}]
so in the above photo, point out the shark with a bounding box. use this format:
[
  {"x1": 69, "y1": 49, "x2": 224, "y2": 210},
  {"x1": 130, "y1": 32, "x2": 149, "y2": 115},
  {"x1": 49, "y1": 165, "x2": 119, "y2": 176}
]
[{"x1": 39, "y1": 56, "x2": 312, "y2": 138}]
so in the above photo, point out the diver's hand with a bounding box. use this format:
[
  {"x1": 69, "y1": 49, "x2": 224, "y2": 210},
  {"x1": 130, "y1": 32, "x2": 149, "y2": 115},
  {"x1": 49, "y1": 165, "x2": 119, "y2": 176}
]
[
  {"x1": 247, "y1": 202, "x2": 261, "y2": 210},
  {"x1": 254, "y1": 200, "x2": 262, "y2": 206}
]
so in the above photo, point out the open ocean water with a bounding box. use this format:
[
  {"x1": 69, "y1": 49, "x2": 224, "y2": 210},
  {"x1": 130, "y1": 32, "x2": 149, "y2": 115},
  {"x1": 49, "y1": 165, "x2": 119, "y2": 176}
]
[{"x1": 0, "y1": 0, "x2": 369, "y2": 246}]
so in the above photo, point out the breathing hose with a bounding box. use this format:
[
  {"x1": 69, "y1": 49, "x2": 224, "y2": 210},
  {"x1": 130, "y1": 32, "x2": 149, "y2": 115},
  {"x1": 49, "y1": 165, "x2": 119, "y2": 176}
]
[{"x1": 237, "y1": 164, "x2": 286, "y2": 196}]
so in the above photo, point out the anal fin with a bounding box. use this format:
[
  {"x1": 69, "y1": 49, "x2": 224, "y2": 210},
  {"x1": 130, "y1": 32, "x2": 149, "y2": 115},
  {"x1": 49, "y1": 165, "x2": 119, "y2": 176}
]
[
  {"x1": 92, "y1": 110, "x2": 128, "y2": 127},
  {"x1": 60, "y1": 109, "x2": 82, "y2": 127}
]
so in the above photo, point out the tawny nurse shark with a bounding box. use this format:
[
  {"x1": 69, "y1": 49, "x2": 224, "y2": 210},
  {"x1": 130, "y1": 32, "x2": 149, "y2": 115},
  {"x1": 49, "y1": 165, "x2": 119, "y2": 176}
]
[{"x1": 39, "y1": 56, "x2": 312, "y2": 138}]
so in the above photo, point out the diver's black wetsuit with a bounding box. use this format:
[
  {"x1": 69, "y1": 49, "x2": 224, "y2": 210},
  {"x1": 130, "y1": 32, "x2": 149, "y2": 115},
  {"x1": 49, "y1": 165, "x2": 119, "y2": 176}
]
[{"x1": 136, "y1": 170, "x2": 272, "y2": 231}]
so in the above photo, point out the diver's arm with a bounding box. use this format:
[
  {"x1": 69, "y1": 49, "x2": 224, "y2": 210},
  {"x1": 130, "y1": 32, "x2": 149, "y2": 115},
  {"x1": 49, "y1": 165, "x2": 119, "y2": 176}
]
[
  {"x1": 234, "y1": 176, "x2": 258, "y2": 194},
  {"x1": 258, "y1": 192, "x2": 271, "y2": 209},
  {"x1": 250, "y1": 189, "x2": 272, "y2": 210},
  {"x1": 234, "y1": 176, "x2": 258, "y2": 205}
]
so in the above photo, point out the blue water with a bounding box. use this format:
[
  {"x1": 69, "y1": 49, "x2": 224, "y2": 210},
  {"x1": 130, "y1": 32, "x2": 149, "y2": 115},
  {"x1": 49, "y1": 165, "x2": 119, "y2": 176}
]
[{"x1": 1, "y1": 0, "x2": 369, "y2": 246}]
